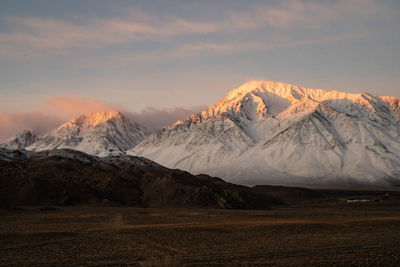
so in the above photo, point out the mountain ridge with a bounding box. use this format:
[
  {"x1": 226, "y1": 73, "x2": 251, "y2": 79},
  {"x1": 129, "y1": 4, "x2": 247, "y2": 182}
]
[
  {"x1": 17, "y1": 111, "x2": 151, "y2": 156},
  {"x1": 0, "y1": 130, "x2": 39, "y2": 150},
  {"x1": 130, "y1": 80, "x2": 400, "y2": 187}
]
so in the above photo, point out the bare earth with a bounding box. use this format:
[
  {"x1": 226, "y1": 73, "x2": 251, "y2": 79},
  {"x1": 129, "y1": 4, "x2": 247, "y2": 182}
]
[{"x1": 1, "y1": 200, "x2": 400, "y2": 266}]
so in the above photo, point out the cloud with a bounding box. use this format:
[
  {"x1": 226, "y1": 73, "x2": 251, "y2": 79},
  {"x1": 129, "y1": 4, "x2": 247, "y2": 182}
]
[
  {"x1": 0, "y1": 94, "x2": 117, "y2": 141},
  {"x1": 0, "y1": 94, "x2": 204, "y2": 142},
  {"x1": 0, "y1": 0, "x2": 387, "y2": 59},
  {"x1": 40, "y1": 95, "x2": 204, "y2": 130},
  {"x1": 83, "y1": 30, "x2": 368, "y2": 70},
  {"x1": 0, "y1": 11, "x2": 218, "y2": 58},
  {"x1": 223, "y1": 0, "x2": 385, "y2": 30},
  {"x1": 126, "y1": 106, "x2": 205, "y2": 131},
  {"x1": 0, "y1": 112, "x2": 61, "y2": 142},
  {"x1": 40, "y1": 95, "x2": 117, "y2": 121}
]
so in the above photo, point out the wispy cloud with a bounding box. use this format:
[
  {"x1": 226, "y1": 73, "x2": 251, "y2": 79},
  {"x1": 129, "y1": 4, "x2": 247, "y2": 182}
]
[
  {"x1": 223, "y1": 0, "x2": 385, "y2": 30},
  {"x1": 0, "y1": 11, "x2": 217, "y2": 58},
  {"x1": 81, "y1": 31, "x2": 368, "y2": 70},
  {"x1": 0, "y1": 0, "x2": 387, "y2": 59},
  {"x1": 178, "y1": 32, "x2": 368, "y2": 54}
]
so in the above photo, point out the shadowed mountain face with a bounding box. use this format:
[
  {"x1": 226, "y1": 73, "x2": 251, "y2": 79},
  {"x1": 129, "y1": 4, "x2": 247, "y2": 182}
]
[{"x1": 0, "y1": 149, "x2": 282, "y2": 209}]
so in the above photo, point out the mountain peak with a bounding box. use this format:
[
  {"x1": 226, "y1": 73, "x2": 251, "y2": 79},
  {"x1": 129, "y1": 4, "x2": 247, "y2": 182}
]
[
  {"x1": 131, "y1": 80, "x2": 400, "y2": 187},
  {"x1": 60, "y1": 111, "x2": 124, "y2": 137},
  {"x1": 227, "y1": 80, "x2": 298, "y2": 98},
  {"x1": 188, "y1": 80, "x2": 317, "y2": 122},
  {"x1": 27, "y1": 110, "x2": 150, "y2": 156},
  {"x1": 18, "y1": 130, "x2": 35, "y2": 137},
  {"x1": 87, "y1": 111, "x2": 123, "y2": 127},
  {"x1": 185, "y1": 80, "x2": 395, "y2": 124},
  {"x1": 225, "y1": 80, "x2": 332, "y2": 102},
  {"x1": 0, "y1": 130, "x2": 38, "y2": 150}
]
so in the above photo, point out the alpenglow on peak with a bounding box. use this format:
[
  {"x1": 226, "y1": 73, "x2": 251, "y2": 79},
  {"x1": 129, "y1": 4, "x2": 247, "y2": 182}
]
[
  {"x1": 130, "y1": 80, "x2": 400, "y2": 188},
  {"x1": 26, "y1": 110, "x2": 151, "y2": 156}
]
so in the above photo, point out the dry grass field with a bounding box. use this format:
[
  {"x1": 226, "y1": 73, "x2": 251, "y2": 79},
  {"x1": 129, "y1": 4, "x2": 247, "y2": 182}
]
[{"x1": 1, "y1": 198, "x2": 400, "y2": 266}]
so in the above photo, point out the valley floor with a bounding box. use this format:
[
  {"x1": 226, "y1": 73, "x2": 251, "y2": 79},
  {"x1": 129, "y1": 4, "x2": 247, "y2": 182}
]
[{"x1": 1, "y1": 199, "x2": 400, "y2": 266}]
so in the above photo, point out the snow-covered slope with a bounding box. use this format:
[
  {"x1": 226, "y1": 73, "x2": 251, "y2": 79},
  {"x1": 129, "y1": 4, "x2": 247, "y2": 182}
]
[
  {"x1": 130, "y1": 81, "x2": 400, "y2": 187},
  {"x1": 27, "y1": 111, "x2": 150, "y2": 156},
  {"x1": 0, "y1": 130, "x2": 38, "y2": 149}
]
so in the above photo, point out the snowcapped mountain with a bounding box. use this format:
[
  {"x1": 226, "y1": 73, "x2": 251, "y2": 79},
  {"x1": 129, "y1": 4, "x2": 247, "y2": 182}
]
[
  {"x1": 0, "y1": 130, "x2": 38, "y2": 149},
  {"x1": 129, "y1": 80, "x2": 400, "y2": 187},
  {"x1": 27, "y1": 111, "x2": 151, "y2": 156}
]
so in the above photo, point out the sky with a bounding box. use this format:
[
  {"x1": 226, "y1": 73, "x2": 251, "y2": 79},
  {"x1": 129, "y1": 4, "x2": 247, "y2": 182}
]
[{"x1": 0, "y1": 0, "x2": 399, "y2": 140}]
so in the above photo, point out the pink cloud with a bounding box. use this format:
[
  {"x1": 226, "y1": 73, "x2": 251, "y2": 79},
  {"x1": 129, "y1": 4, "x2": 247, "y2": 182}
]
[
  {"x1": 40, "y1": 94, "x2": 204, "y2": 130},
  {"x1": 40, "y1": 95, "x2": 117, "y2": 120},
  {"x1": 0, "y1": 94, "x2": 204, "y2": 142},
  {"x1": 0, "y1": 112, "x2": 61, "y2": 142}
]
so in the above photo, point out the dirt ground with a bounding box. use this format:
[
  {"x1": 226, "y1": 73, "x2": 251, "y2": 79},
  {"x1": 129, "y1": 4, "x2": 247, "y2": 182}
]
[{"x1": 1, "y1": 200, "x2": 400, "y2": 266}]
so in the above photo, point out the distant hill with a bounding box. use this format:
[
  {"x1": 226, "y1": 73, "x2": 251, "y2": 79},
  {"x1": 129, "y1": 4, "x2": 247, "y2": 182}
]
[{"x1": 0, "y1": 148, "x2": 282, "y2": 209}]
